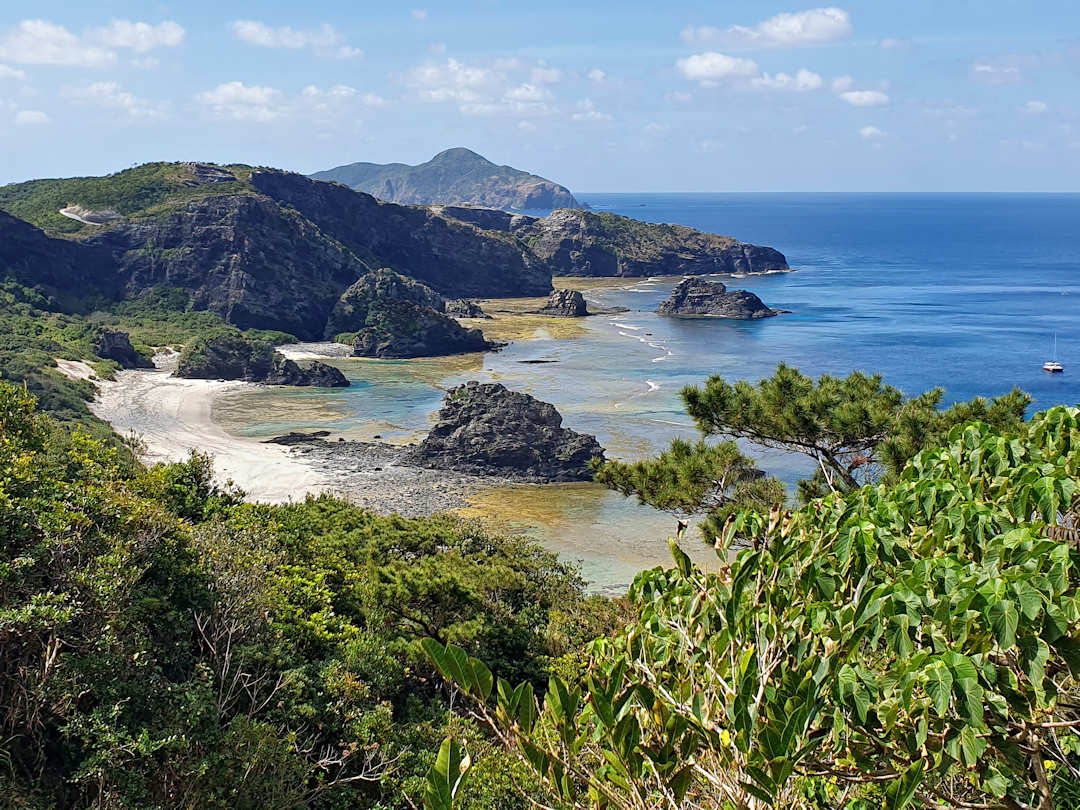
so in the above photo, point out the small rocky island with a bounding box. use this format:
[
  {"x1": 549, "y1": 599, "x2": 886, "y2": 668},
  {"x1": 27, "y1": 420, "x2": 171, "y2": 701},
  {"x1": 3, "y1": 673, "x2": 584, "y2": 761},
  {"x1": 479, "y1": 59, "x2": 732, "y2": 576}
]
[
  {"x1": 406, "y1": 382, "x2": 604, "y2": 481},
  {"x1": 656, "y1": 278, "x2": 783, "y2": 319},
  {"x1": 536, "y1": 288, "x2": 589, "y2": 317},
  {"x1": 174, "y1": 334, "x2": 349, "y2": 387}
]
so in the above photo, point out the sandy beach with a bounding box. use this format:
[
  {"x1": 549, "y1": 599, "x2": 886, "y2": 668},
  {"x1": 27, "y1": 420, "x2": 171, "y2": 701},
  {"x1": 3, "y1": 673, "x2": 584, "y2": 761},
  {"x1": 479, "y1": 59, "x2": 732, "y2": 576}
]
[{"x1": 78, "y1": 354, "x2": 336, "y2": 504}]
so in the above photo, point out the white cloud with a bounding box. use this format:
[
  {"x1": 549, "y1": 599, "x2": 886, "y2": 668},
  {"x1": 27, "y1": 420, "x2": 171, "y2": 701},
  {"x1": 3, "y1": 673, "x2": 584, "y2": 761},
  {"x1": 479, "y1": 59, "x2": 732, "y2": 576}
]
[
  {"x1": 643, "y1": 122, "x2": 670, "y2": 136},
  {"x1": 751, "y1": 68, "x2": 822, "y2": 91},
  {"x1": 571, "y1": 98, "x2": 611, "y2": 122},
  {"x1": 302, "y1": 84, "x2": 386, "y2": 106},
  {"x1": 530, "y1": 65, "x2": 562, "y2": 84},
  {"x1": 971, "y1": 61, "x2": 1021, "y2": 85},
  {"x1": 195, "y1": 81, "x2": 283, "y2": 122},
  {"x1": 0, "y1": 20, "x2": 115, "y2": 67},
  {"x1": 682, "y1": 7, "x2": 852, "y2": 49},
  {"x1": 407, "y1": 58, "x2": 492, "y2": 104},
  {"x1": 131, "y1": 57, "x2": 159, "y2": 70},
  {"x1": 64, "y1": 81, "x2": 168, "y2": 120},
  {"x1": 15, "y1": 109, "x2": 49, "y2": 125},
  {"x1": 587, "y1": 69, "x2": 606, "y2": 83},
  {"x1": 666, "y1": 90, "x2": 693, "y2": 104},
  {"x1": 676, "y1": 52, "x2": 759, "y2": 85},
  {"x1": 858, "y1": 125, "x2": 884, "y2": 139},
  {"x1": 229, "y1": 21, "x2": 362, "y2": 59},
  {"x1": 1024, "y1": 100, "x2": 1048, "y2": 115},
  {"x1": 428, "y1": 42, "x2": 446, "y2": 55},
  {"x1": 0, "y1": 63, "x2": 26, "y2": 79},
  {"x1": 90, "y1": 20, "x2": 184, "y2": 53},
  {"x1": 0, "y1": 19, "x2": 183, "y2": 68},
  {"x1": 840, "y1": 89, "x2": 889, "y2": 107},
  {"x1": 505, "y1": 83, "x2": 551, "y2": 103},
  {"x1": 924, "y1": 101, "x2": 977, "y2": 120},
  {"x1": 411, "y1": 9, "x2": 428, "y2": 22}
]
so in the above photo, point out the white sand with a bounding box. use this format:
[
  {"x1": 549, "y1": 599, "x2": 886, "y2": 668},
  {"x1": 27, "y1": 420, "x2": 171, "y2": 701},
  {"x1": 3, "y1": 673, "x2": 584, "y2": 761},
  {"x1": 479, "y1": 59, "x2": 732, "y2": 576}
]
[{"x1": 78, "y1": 355, "x2": 334, "y2": 504}]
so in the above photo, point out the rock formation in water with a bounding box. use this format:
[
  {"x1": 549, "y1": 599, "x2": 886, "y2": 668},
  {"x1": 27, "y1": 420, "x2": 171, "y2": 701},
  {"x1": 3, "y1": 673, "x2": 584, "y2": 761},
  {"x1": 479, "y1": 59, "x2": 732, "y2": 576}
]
[
  {"x1": 96, "y1": 330, "x2": 152, "y2": 368},
  {"x1": 174, "y1": 334, "x2": 349, "y2": 386},
  {"x1": 327, "y1": 269, "x2": 497, "y2": 358},
  {"x1": 406, "y1": 381, "x2": 604, "y2": 481},
  {"x1": 311, "y1": 147, "x2": 585, "y2": 210},
  {"x1": 656, "y1": 277, "x2": 782, "y2": 319},
  {"x1": 536, "y1": 288, "x2": 589, "y2": 317},
  {"x1": 444, "y1": 298, "x2": 490, "y2": 319}
]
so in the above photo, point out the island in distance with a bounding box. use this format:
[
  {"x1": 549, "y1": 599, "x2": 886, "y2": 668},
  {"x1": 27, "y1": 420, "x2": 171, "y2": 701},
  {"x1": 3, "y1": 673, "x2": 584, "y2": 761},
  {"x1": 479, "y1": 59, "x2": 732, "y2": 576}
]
[{"x1": 311, "y1": 146, "x2": 586, "y2": 210}]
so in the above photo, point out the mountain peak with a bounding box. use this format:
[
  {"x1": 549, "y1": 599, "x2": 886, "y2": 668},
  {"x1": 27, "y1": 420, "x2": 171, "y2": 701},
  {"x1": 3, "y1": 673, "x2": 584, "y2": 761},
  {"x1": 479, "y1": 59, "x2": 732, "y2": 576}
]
[{"x1": 429, "y1": 147, "x2": 495, "y2": 166}]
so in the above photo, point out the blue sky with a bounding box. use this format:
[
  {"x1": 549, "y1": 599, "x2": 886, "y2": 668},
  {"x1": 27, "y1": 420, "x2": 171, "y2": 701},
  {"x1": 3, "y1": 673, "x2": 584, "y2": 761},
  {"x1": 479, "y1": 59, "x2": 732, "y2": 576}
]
[{"x1": 1, "y1": 1, "x2": 1078, "y2": 191}]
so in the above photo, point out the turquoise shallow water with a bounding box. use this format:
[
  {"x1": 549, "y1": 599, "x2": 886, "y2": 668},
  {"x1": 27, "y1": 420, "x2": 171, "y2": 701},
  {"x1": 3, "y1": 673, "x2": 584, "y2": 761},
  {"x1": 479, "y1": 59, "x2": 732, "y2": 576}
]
[{"x1": 216, "y1": 193, "x2": 1080, "y2": 591}]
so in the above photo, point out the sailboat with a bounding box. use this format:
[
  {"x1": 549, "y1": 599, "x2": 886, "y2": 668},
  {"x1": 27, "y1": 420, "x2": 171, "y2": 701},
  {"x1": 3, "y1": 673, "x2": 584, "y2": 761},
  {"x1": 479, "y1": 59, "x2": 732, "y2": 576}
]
[{"x1": 1044, "y1": 332, "x2": 1064, "y2": 373}]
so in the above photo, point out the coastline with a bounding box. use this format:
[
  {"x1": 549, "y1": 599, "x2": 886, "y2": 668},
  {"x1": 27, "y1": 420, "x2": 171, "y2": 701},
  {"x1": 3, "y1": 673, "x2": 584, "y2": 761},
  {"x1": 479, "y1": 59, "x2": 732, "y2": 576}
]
[{"x1": 83, "y1": 355, "x2": 337, "y2": 504}]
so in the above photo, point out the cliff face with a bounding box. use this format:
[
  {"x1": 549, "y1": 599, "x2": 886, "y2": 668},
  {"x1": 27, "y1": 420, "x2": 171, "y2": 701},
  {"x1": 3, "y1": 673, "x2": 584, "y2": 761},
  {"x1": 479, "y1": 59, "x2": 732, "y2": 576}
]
[
  {"x1": 250, "y1": 171, "x2": 552, "y2": 298},
  {"x1": 311, "y1": 147, "x2": 585, "y2": 210},
  {"x1": 0, "y1": 210, "x2": 117, "y2": 308},
  {"x1": 88, "y1": 195, "x2": 368, "y2": 339}
]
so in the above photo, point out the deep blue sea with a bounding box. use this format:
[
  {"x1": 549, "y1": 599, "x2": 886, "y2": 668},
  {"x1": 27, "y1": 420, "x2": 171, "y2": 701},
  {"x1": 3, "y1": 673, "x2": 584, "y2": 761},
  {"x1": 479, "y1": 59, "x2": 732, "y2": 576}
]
[{"x1": 222, "y1": 193, "x2": 1080, "y2": 590}]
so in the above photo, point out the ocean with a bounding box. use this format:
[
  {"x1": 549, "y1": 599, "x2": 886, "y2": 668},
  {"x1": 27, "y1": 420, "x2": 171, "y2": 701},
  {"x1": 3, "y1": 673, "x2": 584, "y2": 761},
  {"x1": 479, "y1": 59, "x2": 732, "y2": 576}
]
[{"x1": 215, "y1": 193, "x2": 1080, "y2": 591}]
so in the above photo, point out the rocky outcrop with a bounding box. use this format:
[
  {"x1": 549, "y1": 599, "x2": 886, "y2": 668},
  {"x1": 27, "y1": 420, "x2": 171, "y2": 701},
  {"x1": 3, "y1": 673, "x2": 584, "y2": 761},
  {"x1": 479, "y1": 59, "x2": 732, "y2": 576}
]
[
  {"x1": 656, "y1": 278, "x2": 781, "y2": 319},
  {"x1": 96, "y1": 330, "x2": 152, "y2": 368},
  {"x1": 405, "y1": 381, "x2": 604, "y2": 481},
  {"x1": 174, "y1": 333, "x2": 349, "y2": 386},
  {"x1": 513, "y1": 209, "x2": 790, "y2": 278},
  {"x1": 536, "y1": 288, "x2": 589, "y2": 317},
  {"x1": 444, "y1": 298, "x2": 490, "y2": 319},
  {"x1": 311, "y1": 147, "x2": 586, "y2": 210},
  {"x1": 330, "y1": 269, "x2": 498, "y2": 358}
]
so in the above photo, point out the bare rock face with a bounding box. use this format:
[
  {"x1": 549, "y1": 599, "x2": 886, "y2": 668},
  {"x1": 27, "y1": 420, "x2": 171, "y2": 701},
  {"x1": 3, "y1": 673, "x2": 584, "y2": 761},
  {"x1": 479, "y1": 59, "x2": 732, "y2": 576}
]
[
  {"x1": 406, "y1": 381, "x2": 604, "y2": 481},
  {"x1": 96, "y1": 329, "x2": 152, "y2": 368},
  {"x1": 656, "y1": 278, "x2": 782, "y2": 319},
  {"x1": 537, "y1": 288, "x2": 589, "y2": 317}
]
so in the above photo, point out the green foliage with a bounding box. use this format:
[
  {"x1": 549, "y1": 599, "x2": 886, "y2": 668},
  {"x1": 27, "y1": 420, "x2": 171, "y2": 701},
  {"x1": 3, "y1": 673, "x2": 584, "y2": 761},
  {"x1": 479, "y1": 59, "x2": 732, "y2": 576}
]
[
  {"x1": 0, "y1": 382, "x2": 604, "y2": 809},
  {"x1": 595, "y1": 438, "x2": 786, "y2": 540},
  {"x1": 682, "y1": 362, "x2": 1030, "y2": 498},
  {"x1": 425, "y1": 407, "x2": 1080, "y2": 809}
]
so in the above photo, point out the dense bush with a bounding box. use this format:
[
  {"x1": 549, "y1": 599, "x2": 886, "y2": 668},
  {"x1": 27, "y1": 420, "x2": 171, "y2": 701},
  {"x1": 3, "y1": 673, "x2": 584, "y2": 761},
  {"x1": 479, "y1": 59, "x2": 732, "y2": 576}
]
[{"x1": 0, "y1": 382, "x2": 610, "y2": 809}]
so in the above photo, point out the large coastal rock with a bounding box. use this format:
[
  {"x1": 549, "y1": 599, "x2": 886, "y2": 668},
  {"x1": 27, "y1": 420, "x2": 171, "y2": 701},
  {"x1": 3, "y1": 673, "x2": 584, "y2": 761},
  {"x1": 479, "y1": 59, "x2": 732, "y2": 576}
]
[
  {"x1": 537, "y1": 288, "x2": 589, "y2": 317},
  {"x1": 174, "y1": 334, "x2": 348, "y2": 386},
  {"x1": 406, "y1": 381, "x2": 604, "y2": 481},
  {"x1": 96, "y1": 330, "x2": 152, "y2": 368},
  {"x1": 311, "y1": 147, "x2": 586, "y2": 210},
  {"x1": 656, "y1": 278, "x2": 781, "y2": 319},
  {"x1": 328, "y1": 269, "x2": 497, "y2": 358}
]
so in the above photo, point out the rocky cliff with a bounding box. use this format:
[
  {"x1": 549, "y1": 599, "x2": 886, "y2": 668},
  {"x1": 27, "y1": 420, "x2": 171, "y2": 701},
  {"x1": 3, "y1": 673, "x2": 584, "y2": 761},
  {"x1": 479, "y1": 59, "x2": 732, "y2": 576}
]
[
  {"x1": 406, "y1": 381, "x2": 604, "y2": 481},
  {"x1": 656, "y1": 277, "x2": 782, "y2": 319},
  {"x1": 516, "y1": 209, "x2": 790, "y2": 277},
  {"x1": 311, "y1": 147, "x2": 585, "y2": 210}
]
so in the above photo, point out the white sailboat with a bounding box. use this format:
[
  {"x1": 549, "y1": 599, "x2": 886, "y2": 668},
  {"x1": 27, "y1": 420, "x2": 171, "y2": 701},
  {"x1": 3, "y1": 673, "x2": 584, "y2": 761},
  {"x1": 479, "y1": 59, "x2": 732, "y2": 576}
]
[{"x1": 1044, "y1": 332, "x2": 1064, "y2": 373}]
